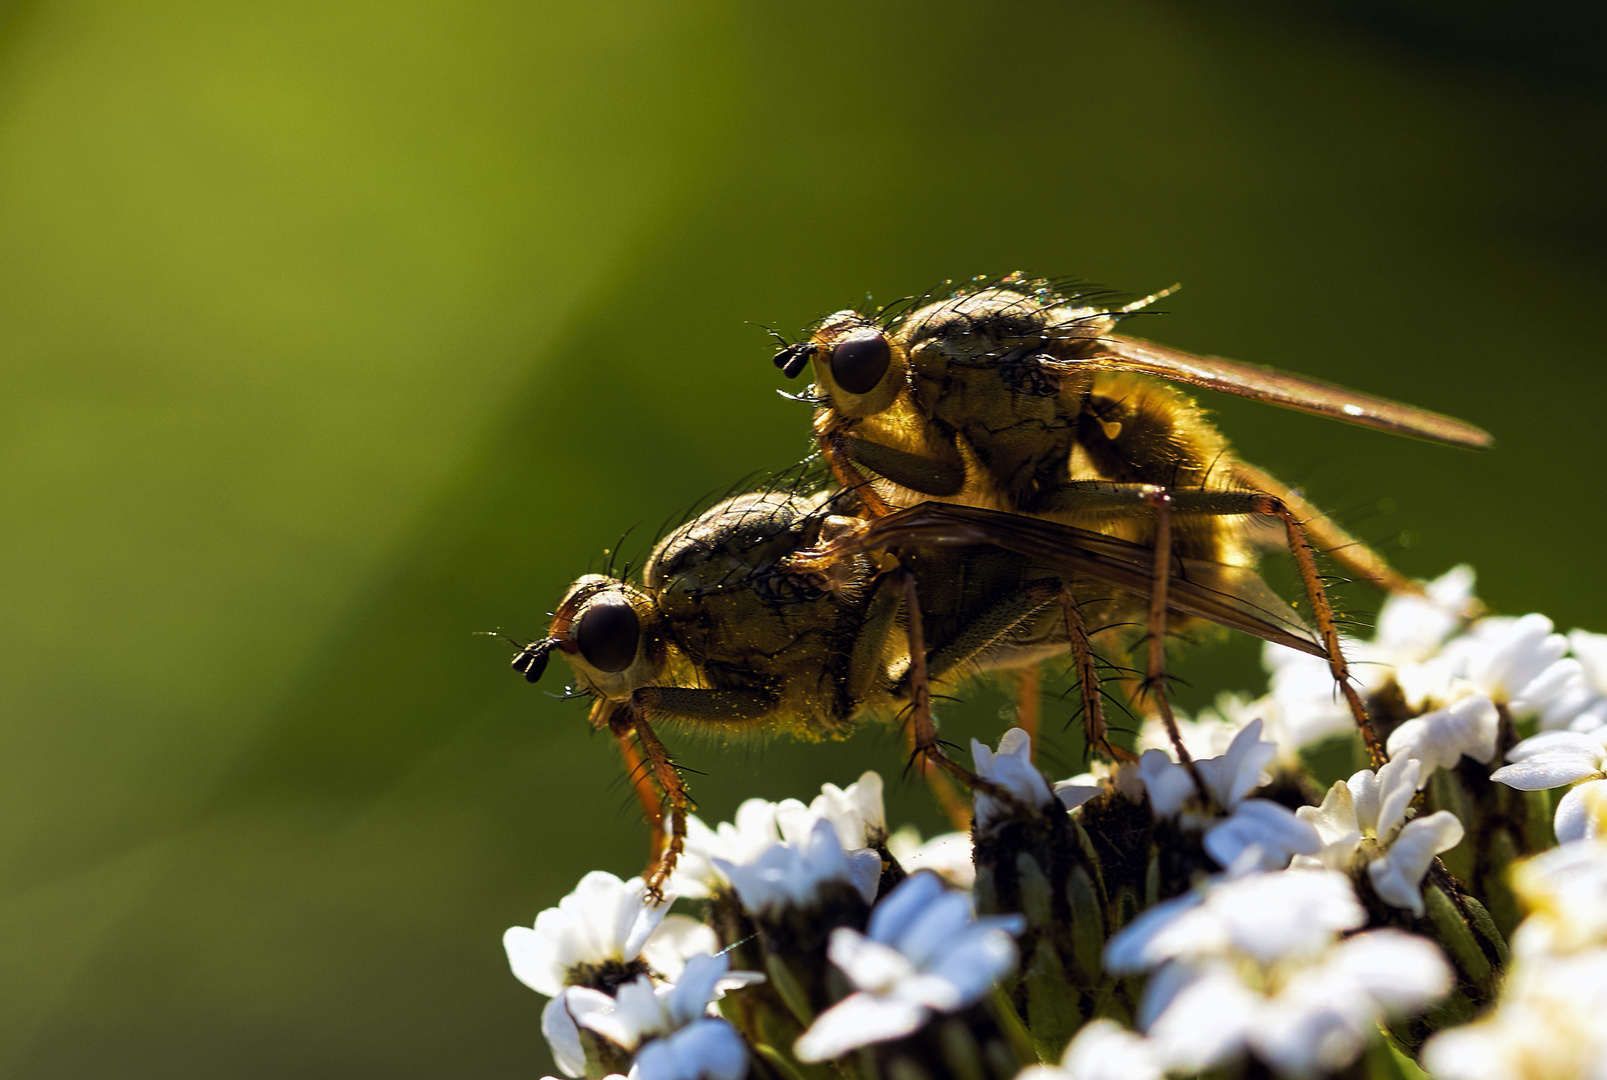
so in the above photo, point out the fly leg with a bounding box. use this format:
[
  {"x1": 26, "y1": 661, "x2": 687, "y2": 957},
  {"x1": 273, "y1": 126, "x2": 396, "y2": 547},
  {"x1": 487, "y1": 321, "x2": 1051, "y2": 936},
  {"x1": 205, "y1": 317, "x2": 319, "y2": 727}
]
[
  {"x1": 1012, "y1": 666, "x2": 1040, "y2": 747},
  {"x1": 897, "y1": 570, "x2": 1045, "y2": 817},
  {"x1": 600, "y1": 702, "x2": 688, "y2": 902},
  {"x1": 1059, "y1": 587, "x2": 1133, "y2": 764},
  {"x1": 1168, "y1": 487, "x2": 1384, "y2": 765},
  {"x1": 1040, "y1": 480, "x2": 1384, "y2": 766},
  {"x1": 1227, "y1": 460, "x2": 1417, "y2": 597},
  {"x1": 600, "y1": 685, "x2": 785, "y2": 898},
  {"x1": 1030, "y1": 481, "x2": 1198, "y2": 775}
]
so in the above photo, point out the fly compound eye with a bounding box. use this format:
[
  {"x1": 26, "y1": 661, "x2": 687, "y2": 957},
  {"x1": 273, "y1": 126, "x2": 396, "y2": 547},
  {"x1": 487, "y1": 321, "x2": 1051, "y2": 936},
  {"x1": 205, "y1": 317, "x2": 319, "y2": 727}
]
[
  {"x1": 773, "y1": 342, "x2": 815, "y2": 379},
  {"x1": 574, "y1": 595, "x2": 641, "y2": 673},
  {"x1": 829, "y1": 331, "x2": 891, "y2": 395}
]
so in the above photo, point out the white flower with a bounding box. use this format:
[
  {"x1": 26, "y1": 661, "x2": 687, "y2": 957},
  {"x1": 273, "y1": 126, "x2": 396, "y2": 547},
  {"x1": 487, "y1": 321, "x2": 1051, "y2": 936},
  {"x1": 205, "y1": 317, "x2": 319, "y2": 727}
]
[
  {"x1": 506, "y1": 871, "x2": 709, "y2": 997},
  {"x1": 1139, "y1": 696, "x2": 1257, "y2": 760},
  {"x1": 1203, "y1": 799, "x2": 1324, "y2": 872},
  {"x1": 971, "y1": 727, "x2": 1054, "y2": 829},
  {"x1": 886, "y1": 826, "x2": 974, "y2": 889},
  {"x1": 1106, "y1": 869, "x2": 1365, "y2": 973},
  {"x1": 1422, "y1": 962, "x2": 1607, "y2": 1080},
  {"x1": 1140, "y1": 719, "x2": 1273, "y2": 818},
  {"x1": 1107, "y1": 869, "x2": 1450, "y2": 1077},
  {"x1": 712, "y1": 818, "x2": 880, "y2": 916},
  {"x1": 1016, "y1": 1018, "x2": 1163, "y2": 1080},
  {"x1": 1542, "y1": 629, "x2": 1607, "y2": 732},
  {"x1": 805, "y1": 772, "x2": 887, "y2": 850},
  {"x1": 1293, "y1": 757, "x2": 1465, "y2": 916},
  {"x1": 1386, "y1": 694, "x2": 1499, "y2": 781},
  {"x1": 560, "y1": 953, "x2": 760, "y2": 1080},
  {"x1": 575, "y1": 953, "x2": 760, "y2": 1052},
  {"x1": 1444, "y1": 613, "x2": 1572, "y2": 716},
  {"x1": 1145, "y1": 930, "x2": 1450, "y2": 1078},
  {"x1": 667, "y1": 802, "x2": 782, "y2": 899},
  {"x1": 1141, "y1": 692, "x2": 1306, "y2": 767},
  {"x1": 1137, "y1": 721, "x2": 1319, "y2": 870},
  {"x1": 1263, "y1": 642, "x2": 1367, "y2": 750},
  {"x1": 1372, "y1": 565, "x2": 1476, "y2": 662},
  {"x1": 1508, "y1": 840, "x2": 1607, "y2": 956},
  {"x1": 1263, "y1": 567, "x2": 1478, "y2": 750},
  {"x1": 793, "y1": 872, "x2": 1025, "y2": 1061},
  {"x1": 669, "y1": 776, "x2": 888, "y2": 899},
  {"x1": 632, "y1": 1020, "x2": 749, "y2": 1080},
  {"x1": 1425, "y1": 841, "x2": 1607, "y2": 1080},
  {"x1": 1492, "y1": 728, "x2": 1607, "y2": 845},
  {"x1": 542, "y1": 988, "x2": 607, "y2": 1077}
]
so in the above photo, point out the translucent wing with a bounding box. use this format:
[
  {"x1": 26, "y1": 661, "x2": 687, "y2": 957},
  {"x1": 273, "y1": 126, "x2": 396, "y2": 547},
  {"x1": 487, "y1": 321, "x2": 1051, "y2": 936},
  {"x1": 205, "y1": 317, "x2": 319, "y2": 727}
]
[
  {"x1": 1083, "y1": 335, "x2": 1493, "y2": 449},
  {"x1": 794, "y1": 502, "x2": 1326, "y2": 657}
]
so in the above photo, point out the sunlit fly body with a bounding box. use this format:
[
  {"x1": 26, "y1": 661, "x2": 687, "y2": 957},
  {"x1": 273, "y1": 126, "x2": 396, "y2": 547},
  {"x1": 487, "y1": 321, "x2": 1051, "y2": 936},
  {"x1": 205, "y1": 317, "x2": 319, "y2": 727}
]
[
  {"x1": 514, "y1": 489, "x2": 1325, "y2": 892},
  {"x1": 773, "y1": 276, "x2": 1492, "y2": 762}
]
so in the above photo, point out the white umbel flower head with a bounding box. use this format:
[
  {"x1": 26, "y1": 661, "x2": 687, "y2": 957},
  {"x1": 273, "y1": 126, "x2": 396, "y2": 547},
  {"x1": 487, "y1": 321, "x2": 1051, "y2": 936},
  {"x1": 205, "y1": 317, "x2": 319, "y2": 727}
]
[
  {"x1": 1107, "y1": 869, "x2": 1451, "y2": 1077},
  {"x1": 666, "y1": 801, "x2": 783, "y2": 900},
  {"x1": 1444, "y1": 613, "x2": 1574, "y2": 717},
  {"x1": 711, "y1": 817, "x2": 879, "y2": 917},
  {"x1": 1492, "y1": 728, "x2": 1607, "y2": 844},
  {"x1": 1138, "y1": 720, "x2": 1321, "y2": 870},
  {"x1": 574, "y1": 953, "x2": 761, "y2": 1052},
  {"x1": 971, "y1": 727, "x2": 1054, "y2": 830},
  {"x1": 1293, "y1": 756, "x2": 1465, "y2": 916},
  {"x1": 557, "y1": 953, "x2": 761, "y2": 1080},
  {"x1": 669, "y1": 775, "x2": 888, "y2": 899},
  {"x1": 505, "y1": 871, "x2": 712, "y2": 997},
  {"x1": 1424, "y1": 842, "x2": 1607, "y2": 1080},
  {"x1": 792, "y1": 872, "x2": 1026, "y2": 1061},
  {"x1": 1385, "y1": 694, "x2": 1500, "y2": 783}
]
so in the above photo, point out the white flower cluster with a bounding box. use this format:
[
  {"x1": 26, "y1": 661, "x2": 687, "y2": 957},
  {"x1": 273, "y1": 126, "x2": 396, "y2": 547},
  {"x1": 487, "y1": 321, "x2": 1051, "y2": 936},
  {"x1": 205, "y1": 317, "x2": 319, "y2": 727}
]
[
  {"x1": 499, "y1": 566, "x2": 1607, "y2": 1080},
  {"x1": 503, "y1": 871, "x2": 758, "y2": 1080},
  {"x1": 1100, "y1": 869, "x2": 1450, "y2": 1077},
  {"x1": 795, "y1": 872, "x2": 1025, "y2": 1061},
  {"x1": 1250, "y1": 569, "x2": 1601, "y2": 782},
  {"x1": 1293, "y1": 755, "x2": 1464, "y2": 917},
  {"x1": 667, "y1": 771, "x2": 886, "y2": 906},
  {"x1": 1424, "y1": 839, "x2": 1607, "y2": 1079}
]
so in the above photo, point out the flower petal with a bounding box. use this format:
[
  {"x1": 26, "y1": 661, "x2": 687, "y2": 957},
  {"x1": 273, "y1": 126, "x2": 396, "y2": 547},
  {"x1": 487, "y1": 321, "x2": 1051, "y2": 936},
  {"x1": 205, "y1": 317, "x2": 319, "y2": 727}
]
[
  {"x1": 634, "y1": 1018, "x2": 749, "y2": 1080},
  {"x1": 1370, "y1": 812, "x2": 1464, "y2": 916},
  {"x1": 1554, "y1": 779, "x2": 1607, "y2": 844},
  {"x1": 1204, "y1": 799, "x2": 1321, "y2": 870},
  {"x1": 793, "y1": 993, "x2": 928, "y2": 1061},
  {"x1": 1138, "y1": 749, "x2": 1194, "y2": 819},
  {"x1": 542, "y1": 990, "x2": 593, "y2": 1078}
]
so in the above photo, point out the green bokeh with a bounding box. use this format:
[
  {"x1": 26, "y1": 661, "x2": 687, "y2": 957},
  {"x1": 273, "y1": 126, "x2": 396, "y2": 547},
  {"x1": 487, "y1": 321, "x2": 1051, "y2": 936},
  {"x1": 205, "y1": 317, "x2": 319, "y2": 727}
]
[{"x1": 1, "y1": 2, "x2": 1602, "y2": 1076}]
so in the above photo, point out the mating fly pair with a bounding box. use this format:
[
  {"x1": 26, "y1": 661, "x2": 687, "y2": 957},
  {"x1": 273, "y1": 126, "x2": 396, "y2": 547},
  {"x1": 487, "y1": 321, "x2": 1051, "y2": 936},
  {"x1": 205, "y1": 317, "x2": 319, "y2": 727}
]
[
  {"x1": 773, "y1": 275, "x2": 1491, "y2": 765},
  {"x1": 516, "y1": 276, "x2": 1490, "y2": 891}
]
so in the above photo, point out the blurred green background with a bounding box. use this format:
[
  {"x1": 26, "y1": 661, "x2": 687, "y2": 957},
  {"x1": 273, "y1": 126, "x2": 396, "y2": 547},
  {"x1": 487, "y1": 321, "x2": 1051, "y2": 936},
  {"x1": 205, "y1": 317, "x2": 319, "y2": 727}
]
[{"x1": 1, "y1": 1, "x2": 1603, "y2": 1075}]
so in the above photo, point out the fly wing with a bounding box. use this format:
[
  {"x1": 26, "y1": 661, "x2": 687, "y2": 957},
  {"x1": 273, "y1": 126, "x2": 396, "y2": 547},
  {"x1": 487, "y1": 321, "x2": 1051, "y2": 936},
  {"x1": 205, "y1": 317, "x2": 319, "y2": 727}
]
[
  {"x1": 1084, "y1": 335, "x2": 1493, "y2": 449},
  {"x1": 826, "y1": 502, "x2": 1326, "y2": 657}
]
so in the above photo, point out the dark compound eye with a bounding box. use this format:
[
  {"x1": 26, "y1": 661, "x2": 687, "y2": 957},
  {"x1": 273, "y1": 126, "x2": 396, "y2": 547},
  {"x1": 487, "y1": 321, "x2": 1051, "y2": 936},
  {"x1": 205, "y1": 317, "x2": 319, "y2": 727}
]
[
  {"x1": 575, "y1": 595, "x2": 640, "y2": 673},
  {"x1": 773, "y1": 342, "x2": 815, "y2": 379},
  {"x1": 512, "y1": 641, "x2": 551, "y2": 683},
  {"x1": 829, "y1": 332, "x2": 891, "y2": 395}
]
